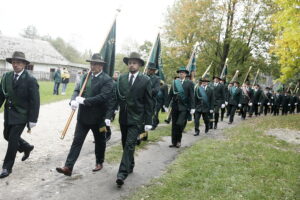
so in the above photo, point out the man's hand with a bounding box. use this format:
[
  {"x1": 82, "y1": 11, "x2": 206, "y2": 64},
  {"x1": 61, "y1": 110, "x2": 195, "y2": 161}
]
[
  {"x1": 258, "y1": 102, "x2": 261, "y2": 105},
  {"x1": 29, "y1": 122, "x2": 37, "y2": 129},
  {"x1": 238, "y1": 104, "x2": 242, "y2": 108},
  {"x1": 163, "y1": 106, "x2": 169, "y2": 113},
  {"x1": 76, "y1": 96, "x2": 85, "y2": 105},
  {"x1": 190, "y1": 109, "x2": 195, "y2": 115},
  {"x1": 267, "y1": 103, "x2": 270, "y2": 106},
  {"x1": 70, "y1": 100, "x2": 79, "y2": 110},
  {"x1": 221, "y1": 104, "x2": 225, "y2": 108},
  {"x1": 105, "y1": 119, "x2": 111, "y2": 126},
  {"x1": 248, "y1": 102, "x2": 253, "y2": 106},
  {"x1": 144, "y1": 125, "x2": 152, "y2": 131},
  {"x1": 225, "y1": 101, "x2": 228, "y2": 106},
  {"x1": 288, "y1": 104, "x2": 291, "y2": 106},
  {"x1": 209, "y1": 110, "x2": 213, "y2": 113}
]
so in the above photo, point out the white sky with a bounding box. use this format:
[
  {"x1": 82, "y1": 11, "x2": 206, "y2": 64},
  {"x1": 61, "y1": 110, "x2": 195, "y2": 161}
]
[{"x1": 0, "y1": 0, "x2": 175, "y2": 53}]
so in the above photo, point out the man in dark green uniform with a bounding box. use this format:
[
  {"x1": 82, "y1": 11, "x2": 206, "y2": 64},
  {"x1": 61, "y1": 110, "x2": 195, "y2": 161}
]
[
  {"x1": 153, "y1": 80, "x2": 168, "y2": 128},
  {"x1": 0, "y1": 51, "x2": 40, "y2": 178},
  {"x1": 56, "y1": 53, "x2": 113, "y2": 176},
  {"x1": 251, "y1": 84, "x2": 263, "y2": 117},
  {"x1": 166, "y1": 67, "x2": 195, "y2": 148},
  {"x1": 240, "y1": 81, "x2": 253, "y2": 120},
  {"x1": 211, "y1": 76, "x2": 225, "y2": 129},
  {"x1": 281, "y1": 90, "x2": 291, "y2": 115},
  {"x1": 146, "y1": 62, "x2": 161, "y2": 130},
  {"x1": 262, "y1": 87, "x2": 272, "y2": 115},
  {"x1": 220, "y1": 78, "x2": 227, "y2": 121},
  {"x1": 273, "y1": 91, "x2": 282, "y2": 116},
  {"x1": 194, "y1": 78, "x2": 214, "y2": 136},
  {"x1": 115, "y1": 52, "x2": 153, "y2": 187},
  {"x1": 227, "y1": 81, "x2": 242, "y2": 124}
]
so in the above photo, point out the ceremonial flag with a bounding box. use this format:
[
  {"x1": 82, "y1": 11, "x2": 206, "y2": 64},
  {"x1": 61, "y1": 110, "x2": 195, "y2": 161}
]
[{"x1": 100, "y1": 19, "x2": 116, "y2": 77}]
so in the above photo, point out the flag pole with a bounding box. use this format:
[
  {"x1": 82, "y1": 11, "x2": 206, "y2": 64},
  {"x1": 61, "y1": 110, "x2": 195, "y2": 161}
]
[
  {"x1": 243, "y1": 66, "x2": 252, "y2": 84},
  {"x1": 60, "y1": 8, "x2": 121, "y2": 140},
  {"x1": 230, "y1": 70, "x2": 239, "y2": 83},
  {"x1": 253, "y1": 69, "x2": 260, "y2": 86},
  {"x1": 202, "y1": 62, "x2": 213, "y2": 78},
  {"x1": 186, "y1": 46, "x2": 197, "y2": 81},
  {"x1": 220, "y1": 58, "x2": 228, "y2": 79}
]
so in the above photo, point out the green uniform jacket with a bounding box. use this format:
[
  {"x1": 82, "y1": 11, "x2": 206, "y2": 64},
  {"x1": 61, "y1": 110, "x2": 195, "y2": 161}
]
[
  {"x1": 167, "y1": 79, "x2": 195, "y2": 111},
  {"x1": 194, "y1": 85, "x2": 214, "y2": 113},
  {"x1": 71, "y1": 72, "x2": 113, "y2": 125},
  {"x1": 0, "y1": 70, "x2": 40, "y2": 125},
  {"x1": 117, "y1": 72, "x2": 153, "y2": 126},
  {"x1": 228, "y1": 87, "x2": 242, "y2": 106},
  {"x1": 211, "y1": 83, "x2": 225, "y2": 109}
]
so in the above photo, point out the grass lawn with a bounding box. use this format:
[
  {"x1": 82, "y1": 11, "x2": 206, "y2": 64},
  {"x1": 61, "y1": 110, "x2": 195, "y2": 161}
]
[
  {"x1": 39, "y1": 81, "x2": 75, "y2": 104},
  {"x1": 128, "y1": 114, "x2": 300, "y2": 200}
]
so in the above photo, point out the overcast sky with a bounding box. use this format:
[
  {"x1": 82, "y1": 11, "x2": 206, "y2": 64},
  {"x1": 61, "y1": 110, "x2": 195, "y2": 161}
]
[{"x1": 0, "y1": 0, "x2": 175, "y2": 53}]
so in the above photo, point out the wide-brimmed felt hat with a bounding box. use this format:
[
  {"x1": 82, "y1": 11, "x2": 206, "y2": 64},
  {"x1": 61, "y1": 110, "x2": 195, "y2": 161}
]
[
  {"x1": 86, "y1": 53, "x2": 106, "y2": 64},
  {"x1": 176, "y1": 66, "x2": 189, "y2": 74},
  {"x1": 147, "y1": 62, "x2": 157, "y2": 70},
  {"x1": 233, "y1": 81, "x2": 240, "y2": 85},
  {"x1": 213, "y1": 76, "x2": 221, "y2": 80},
  {"x1": 199, "y1": 78, "x2": 210, "y2": 82},
  {"x1": 6, "y1": 51, "x2": 30, "y2": 65},
  {"x1": 123, "y1": 52, "x2": 145, "y2": 66}
]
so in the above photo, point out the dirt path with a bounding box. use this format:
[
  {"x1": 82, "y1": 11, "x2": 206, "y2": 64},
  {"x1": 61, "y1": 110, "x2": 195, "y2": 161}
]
[{"x1": 0, "y1": 100, "x2": 241, "y2": 200}]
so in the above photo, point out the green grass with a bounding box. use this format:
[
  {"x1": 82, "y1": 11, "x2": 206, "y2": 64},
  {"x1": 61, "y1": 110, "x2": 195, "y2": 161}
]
[
  {"x1": 39, "y1": 81, "x2": 75, "y2": 104},
  {"x1": 128, "y1": 114, "x2": 300, "y2": 200},
  {"x1": 106, "y1": 112, "x2": 194, "y2": 163}
]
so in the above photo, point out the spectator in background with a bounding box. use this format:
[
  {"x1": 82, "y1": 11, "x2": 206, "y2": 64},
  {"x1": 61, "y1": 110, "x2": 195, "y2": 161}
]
[
  {"x1": 53, "y1": 68, "x2": 61, "y2": 95},
  {"x1": 61, "y1": 67, "x2": 70, "y2": 95}
]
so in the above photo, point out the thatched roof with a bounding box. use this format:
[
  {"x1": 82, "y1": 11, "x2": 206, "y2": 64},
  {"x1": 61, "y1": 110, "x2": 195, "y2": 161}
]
[{"x1": 0, "y1": 35, "x2": 70, "y2": 66}]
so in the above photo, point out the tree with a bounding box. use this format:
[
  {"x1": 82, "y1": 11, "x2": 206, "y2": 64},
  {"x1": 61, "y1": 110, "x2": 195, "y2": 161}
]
[
  {"x1": 162, "y1": 0, "x2": 279, "y2": 84},
  {"x1": 21, "y1": 25, "x2": 39, "y2": 39},
  {"x1": 271, "y1": 0, "x2": 300, "y2": 83}
]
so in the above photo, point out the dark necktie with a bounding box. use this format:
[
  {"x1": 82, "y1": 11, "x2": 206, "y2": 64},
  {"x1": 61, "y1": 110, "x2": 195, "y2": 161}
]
[
  {"x1": 129, "y1": 74, "x2": 134, "y2": 86},
  {"x1": 13, "y1": 74, "x2": 19, "y2": 85}
]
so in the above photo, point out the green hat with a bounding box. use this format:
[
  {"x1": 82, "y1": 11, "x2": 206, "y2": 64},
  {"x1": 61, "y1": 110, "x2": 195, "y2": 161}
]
[
  {"x1": 176, "y1": 66, "x2": 189, "y2": 74},
  {"x1": 86, "y1": 53, "x2": 106, "y2": 64},
  {"x1": 6, "y1": 51, "x2": 30, "y2": 65},
  {"x1": 123, "y1": 52, "x2": 145, "y2": 66},
  {"x1": 147, "y1": 62, "x2": 157, "y2": 70},
  {"x1": 199, "y1": 78, "x2": 210, "y2": 82}
]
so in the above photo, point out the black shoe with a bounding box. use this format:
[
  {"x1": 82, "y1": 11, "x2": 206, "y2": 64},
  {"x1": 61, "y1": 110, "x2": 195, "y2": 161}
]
[
  {"x1": 116, "y1": 178, "x2": 124, "y2": 187},
  {"x1": 164, "y1": 120, "x2": 170, "y2": 124},
  {"x1": 228, "y1": 121, "x2": 233, "y2": 124},
  {"x1": 169, "y1": 144, "x2": 176, "y2": 148},
  {"x1": 136, "y1": 138, "x2": 141, "y2": 146},
  {"x1": 194, "y1": 132, "x2": 199, "y2": 136},
  {"x1": 22, "y1": 145, "x2": 34, "y2": 161},
  {"x1": 0, "y1": 169, "x2": 11, "y2": 179},
  {"x1": 205, "y1": 127, "x2": 209, "y2": 133},
  {"x1": 214, "y1": 123, "x2": 217, "y2": 129}
]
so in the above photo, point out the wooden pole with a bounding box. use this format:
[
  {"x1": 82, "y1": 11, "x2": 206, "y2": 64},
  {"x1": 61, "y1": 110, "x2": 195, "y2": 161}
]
[
  {"x1": 60, "y1": 9, "x2": 121, "y2": 140},
  {"x1": 202, "y1": 61, "x2": 213, "y2": 78},
  {"x1": 253, "y1": 69, "x2": 260, "y2": 85},
  {"x1": 243, "y1": 66, "x2": 252, "y2": 84},
  {"x1": 60, "y1": 71, "x2": 91, "y2": 139},
  {"x1": 220, "y1": 58, "x2": 228, "y2": 79},
  {"x1": 230, "y1": 70, "x2": 239, "y2": 83}
]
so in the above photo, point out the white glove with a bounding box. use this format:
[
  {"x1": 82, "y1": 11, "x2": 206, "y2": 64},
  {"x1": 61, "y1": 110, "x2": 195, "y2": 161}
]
[
  {"x1": 258, "y1": 102, "x2": 261, "y2": 105},
  {"x1": 76, "y1": 96, "x2": 85, "y2": 105},
  {"x1": 105, "y1": 119, "x2": 111, "y2": 126},
  {"x1": 249, "y1": 102, "x2": 253, "y2": 106},
  {"x1": 271, "y1": 104, "x2": 273, "y2": 106},
  {"x1": 70, "y1": 100, "x2": 79, "y2": 110},
  {"x1": 163, "y1": 106, "x2": 169, "y2": 113},
  {"x1": 238, "y1": 104, "x2": 242, "y2": 108},
  {"x1": 221, "y1": 104, "x2": 225, "y2": 108},
  {"x1": 29, "y1": 122, "x2": 37, "y2": 129},
  {"x1": 114, "y1": 110, "x2": 119, "y2": 114},
  {"x1": 267, "y1": 103, "x2": 270, "y2": 106},
  {"x1": 225, "y1": 101, "x2": 228, "y2": 105},
  {"x1": 190, "y1": 109, "x2": 195, "y2": 115},
  {"x1": 295, "y1": 103, "x2": 298, "y2": 105},
  {"x1": 271, "y1": 97, "x2": 274, "y2": 99},
  {"x1": 209, "y1": 110, "x2": 213, "y2": 113},
  {"x1": 144, "y1": 125, "x2": 152, "y2": 131},
  {"x1": 288, "y1": 104, "x2": 291, "y2": 106}
]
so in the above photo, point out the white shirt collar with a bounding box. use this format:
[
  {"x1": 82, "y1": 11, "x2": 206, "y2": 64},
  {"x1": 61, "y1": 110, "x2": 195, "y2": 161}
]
[
  {"x1": 92, "y1": 70, "x2": 102, "y2": 77},
  {"x1": 14, "y1": 69, "x2": 24, "y2": 77},
  {"x1": 128, "y1": 71, "x2": 139, "y2": 78}
]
